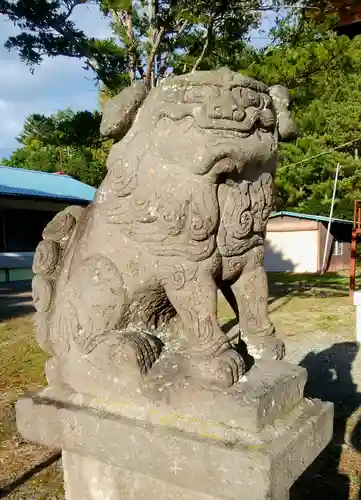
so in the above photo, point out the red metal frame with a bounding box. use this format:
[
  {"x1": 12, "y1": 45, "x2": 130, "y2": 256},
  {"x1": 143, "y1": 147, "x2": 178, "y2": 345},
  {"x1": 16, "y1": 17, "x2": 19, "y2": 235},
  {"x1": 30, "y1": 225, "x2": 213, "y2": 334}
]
[
  {"x1": 326, "y1": 1, "x2": 361, "y2": 26},
  {"x1": 350, "y1": 200, "x2": 361, "y2": 296},
  {"x1": 307, "y1": 1, "x2": 361, "y2": 33}
]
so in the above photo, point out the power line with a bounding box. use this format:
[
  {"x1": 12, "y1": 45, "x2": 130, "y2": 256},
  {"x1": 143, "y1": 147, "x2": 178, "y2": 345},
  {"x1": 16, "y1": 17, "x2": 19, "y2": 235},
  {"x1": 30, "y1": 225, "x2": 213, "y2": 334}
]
[
  {"x1": 282, "y1": 138, "x2": 361, "y2": 168},
  {"x1": 256, "y1": 3, "x2": 323, "y2": 11}
]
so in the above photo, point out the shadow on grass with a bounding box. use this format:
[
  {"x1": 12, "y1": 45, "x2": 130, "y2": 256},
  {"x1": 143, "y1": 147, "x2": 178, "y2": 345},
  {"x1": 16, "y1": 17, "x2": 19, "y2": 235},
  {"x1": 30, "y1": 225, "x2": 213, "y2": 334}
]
[
  {"x1": 291, "y1": 342, "x2": 361, "y2": 500},
  {"x1": 0, "y1": 452, "x2": 61, "y2": 498},
  {"x1": 266, "y1": 272, "x2": 351, "y2": 316},
  {"x1": 0, "y1": 281, "x2": 34, "y2": 322},
  {"x1": 268, "y1": 272, "x2": 350, "y2": 300}
]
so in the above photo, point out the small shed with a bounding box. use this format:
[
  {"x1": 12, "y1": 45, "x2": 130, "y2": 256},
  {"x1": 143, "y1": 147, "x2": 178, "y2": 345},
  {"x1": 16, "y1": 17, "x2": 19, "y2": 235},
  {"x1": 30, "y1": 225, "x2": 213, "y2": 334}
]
[
  {"x1": 265, "y1": 211, "x2": 352, "y2": 273},
  {"x1": 0, "y1": 165, "x2": 96, "y2": 282}
]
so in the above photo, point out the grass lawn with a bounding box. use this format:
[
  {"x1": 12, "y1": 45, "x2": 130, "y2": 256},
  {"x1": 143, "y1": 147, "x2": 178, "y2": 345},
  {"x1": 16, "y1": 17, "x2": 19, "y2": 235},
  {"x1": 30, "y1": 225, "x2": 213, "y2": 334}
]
[
  {"x1": 0, "y1": 272, "x2": 360, "y2": 499},
  {"x1": 269, "y1": 273, "x2": 354, "y2": 341},
  {"x1": 220, "y1": 271, "x2": 355, "y2": 339},
  {"x1": 0, "y1": 315, "x2": 63, "y2": 499}
]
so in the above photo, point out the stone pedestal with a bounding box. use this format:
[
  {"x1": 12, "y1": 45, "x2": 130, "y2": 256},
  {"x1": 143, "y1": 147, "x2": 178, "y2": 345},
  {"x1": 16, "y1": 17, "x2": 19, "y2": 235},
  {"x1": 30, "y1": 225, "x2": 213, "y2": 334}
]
[{"x1": 16, "y1": 360, "x2": 333, "y2": 500}]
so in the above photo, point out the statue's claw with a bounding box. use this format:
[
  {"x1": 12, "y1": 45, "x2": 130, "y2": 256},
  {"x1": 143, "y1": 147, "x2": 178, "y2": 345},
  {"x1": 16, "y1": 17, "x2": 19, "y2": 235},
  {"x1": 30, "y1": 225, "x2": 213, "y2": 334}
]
[{"x1": 112, "y1": 331, "x2": 163, "y2": 376}]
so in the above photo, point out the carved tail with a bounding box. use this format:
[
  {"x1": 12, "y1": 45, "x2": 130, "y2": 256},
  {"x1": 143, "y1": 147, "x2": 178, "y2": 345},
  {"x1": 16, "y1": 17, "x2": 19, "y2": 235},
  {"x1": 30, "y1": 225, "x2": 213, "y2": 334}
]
[{"x1": 32, "y1": 205, "x2": 84, "y2": 354}]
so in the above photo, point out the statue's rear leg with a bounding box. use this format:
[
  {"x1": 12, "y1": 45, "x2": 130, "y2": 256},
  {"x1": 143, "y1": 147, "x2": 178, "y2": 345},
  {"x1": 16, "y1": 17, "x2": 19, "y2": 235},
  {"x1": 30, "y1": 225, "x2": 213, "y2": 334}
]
[
  {"x1": 230, "y1": 246, "x2": 285, "y2": 360},
  {"x1": 164, "y1": 265, "x2": 246, "y2": 388},
  {"x1": 41, "y1": 254, "x2": 163, "y2": 386}
]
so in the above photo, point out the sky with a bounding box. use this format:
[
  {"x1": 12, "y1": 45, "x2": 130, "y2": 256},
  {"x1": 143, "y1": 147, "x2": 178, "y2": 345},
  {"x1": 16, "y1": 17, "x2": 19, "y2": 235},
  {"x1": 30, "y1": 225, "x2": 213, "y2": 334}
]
[{"x1": 0, "y1": 5, "x2": 280, "y2": 159}]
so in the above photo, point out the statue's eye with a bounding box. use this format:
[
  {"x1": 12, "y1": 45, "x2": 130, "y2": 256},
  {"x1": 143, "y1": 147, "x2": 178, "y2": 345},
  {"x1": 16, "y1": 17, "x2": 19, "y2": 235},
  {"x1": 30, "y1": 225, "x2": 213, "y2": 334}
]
[
  {"x1": 240, "y1": 89, "x2": 261, "y2": 108},
  {"x1": 183, "y1": 87, "x2": 213, "y2": 103},
  {"x1": 262, "y1": 94, "x2": 272, "y2": 109}
]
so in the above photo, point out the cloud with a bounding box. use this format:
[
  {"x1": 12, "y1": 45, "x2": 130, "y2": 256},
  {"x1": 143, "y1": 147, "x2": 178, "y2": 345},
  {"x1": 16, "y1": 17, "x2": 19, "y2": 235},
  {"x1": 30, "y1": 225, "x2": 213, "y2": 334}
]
[
  {"x1": 71, "y1": 2, "x2": 112, "y2": 40},
  {"x1": 0, "y1": 3, "x2": 112, "y2": 157}
]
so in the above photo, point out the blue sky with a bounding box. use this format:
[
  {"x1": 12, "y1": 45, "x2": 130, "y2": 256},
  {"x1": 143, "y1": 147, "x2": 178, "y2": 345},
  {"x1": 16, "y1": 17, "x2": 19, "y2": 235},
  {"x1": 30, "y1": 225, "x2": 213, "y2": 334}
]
[{"x1": 0, "y1": 5, "x2": 280, "y2": 159}]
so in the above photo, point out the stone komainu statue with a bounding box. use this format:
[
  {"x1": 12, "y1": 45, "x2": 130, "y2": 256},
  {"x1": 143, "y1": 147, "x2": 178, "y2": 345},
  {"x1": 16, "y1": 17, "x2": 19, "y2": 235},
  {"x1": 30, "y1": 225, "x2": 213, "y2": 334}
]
[{"x1": 32, "y1": 69, "x2": 297, "y2": 390}]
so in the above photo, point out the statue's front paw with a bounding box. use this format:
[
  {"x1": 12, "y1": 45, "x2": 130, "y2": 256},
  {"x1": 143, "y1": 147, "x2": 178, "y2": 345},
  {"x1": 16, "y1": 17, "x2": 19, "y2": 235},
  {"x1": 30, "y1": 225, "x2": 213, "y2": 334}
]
[
  {"x1": 212, "y1": 348, "x2": 247, "y2": 387},
  {"x1": 191, "y1": 348, "x2": 247, "y2": 388},
  {"x1": 246, "y1": 335, "x2": 285, "y2": 361},
  {"x1": 113, "y1": 331, "x2": 163, "y2": 376}
]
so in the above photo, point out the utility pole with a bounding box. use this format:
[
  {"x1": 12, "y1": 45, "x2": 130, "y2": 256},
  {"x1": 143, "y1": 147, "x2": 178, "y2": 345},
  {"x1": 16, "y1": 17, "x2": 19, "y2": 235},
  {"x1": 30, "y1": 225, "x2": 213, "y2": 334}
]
[{"x1": 321, "y1": 162, "x2": 341, "y2": 274}]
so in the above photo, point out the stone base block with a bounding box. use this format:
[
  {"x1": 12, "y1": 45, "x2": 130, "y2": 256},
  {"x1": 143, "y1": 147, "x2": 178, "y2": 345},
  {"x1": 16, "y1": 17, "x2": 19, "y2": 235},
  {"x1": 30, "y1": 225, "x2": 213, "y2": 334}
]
[
  {"x1": 62, "y1": 450, "x2": 290, "y2": 500},
  {"x1": 62, "y1": 451, "x2": 229, "y2": 500},
  {"x1": 46, "y1": 357, "x2": 308, "y2": 433},
  {"x1": 16, "y1": 381, "x2": 333, "y2": 500}
]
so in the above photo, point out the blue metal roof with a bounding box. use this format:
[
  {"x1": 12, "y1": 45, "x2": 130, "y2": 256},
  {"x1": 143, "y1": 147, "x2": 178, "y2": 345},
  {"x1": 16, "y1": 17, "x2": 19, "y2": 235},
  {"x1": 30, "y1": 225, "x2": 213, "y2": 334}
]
[
  {"x1": 0, "y1": 165, "x2": 96, "y2": 203},
  {"x1": 0, "y1": 252, "x2": 34, "y2": 268},
  {"x1": 270, "y1": 210, "x2": 353, "y2": 225}
]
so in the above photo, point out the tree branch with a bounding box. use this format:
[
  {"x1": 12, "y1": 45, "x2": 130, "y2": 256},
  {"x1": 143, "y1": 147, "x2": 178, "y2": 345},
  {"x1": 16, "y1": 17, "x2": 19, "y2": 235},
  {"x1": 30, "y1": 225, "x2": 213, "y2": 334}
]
[
  {"x1": 191, "y1": 37, "x2": 209, "y2": 72},
  {"x1": 190, "y1": 11, "x2": 217, "y2": 73},
  {"x1": 145, "y1": 26, "x2": 165, "y2": 88},
  {"x1": 175, "y1": 19, "x2": 188, "y2": 39},
  {"x1": 41, "y1": 15, "x2": 105, "y2": 80},
  {"x1": 156, "y1": 20, "x2": 188, "y2": 81},
  {"x1": 191, "y1": 23, "x2": 213, "y2": 73},
  {"x1": 126, "y1": 10, "x2": 135, "y2": 83},
  {"x1": 107, "y1": 7, "x2": 136, "y2": 82}
]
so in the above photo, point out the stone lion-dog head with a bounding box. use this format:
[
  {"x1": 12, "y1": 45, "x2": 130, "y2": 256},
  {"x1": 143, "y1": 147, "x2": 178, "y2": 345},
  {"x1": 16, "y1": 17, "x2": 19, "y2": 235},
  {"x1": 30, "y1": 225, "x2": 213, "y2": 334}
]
[
  {"x1": 100, "y1": 68, "x2": 296, "y2": 178},
  {"x1": 97, "y1": 68, "x2": 297, "y2": 264}
]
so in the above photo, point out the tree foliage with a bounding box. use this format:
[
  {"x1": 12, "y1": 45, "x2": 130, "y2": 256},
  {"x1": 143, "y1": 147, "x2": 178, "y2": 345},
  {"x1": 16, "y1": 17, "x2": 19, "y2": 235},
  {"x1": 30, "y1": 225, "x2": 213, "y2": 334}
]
[
  {"x1": 0, "y1": 0, "x2": 284, "y2": 93},
  {"x1": 2, "y1": 109, "x2": 110, "y2": 187},
  {"x1": 244, "y1": 14, "x2": 361, "y2": 220}
]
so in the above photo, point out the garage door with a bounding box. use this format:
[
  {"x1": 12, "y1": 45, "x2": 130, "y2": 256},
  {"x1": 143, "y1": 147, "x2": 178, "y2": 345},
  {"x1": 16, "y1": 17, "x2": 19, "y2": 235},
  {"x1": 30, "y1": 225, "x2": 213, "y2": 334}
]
[{"x1": 264, "y1": 230, "x2": 318, "y2": 273}]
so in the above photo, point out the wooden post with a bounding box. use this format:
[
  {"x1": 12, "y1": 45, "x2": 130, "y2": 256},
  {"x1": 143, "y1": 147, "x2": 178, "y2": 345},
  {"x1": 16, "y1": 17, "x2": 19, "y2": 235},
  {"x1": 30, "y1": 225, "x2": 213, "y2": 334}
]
[
  {"x1": 350, "y1": 200, "x2": 361, "y2": 297},
  {"x1": 350, "y1": 228, "x2": 357, "y2": 297}
]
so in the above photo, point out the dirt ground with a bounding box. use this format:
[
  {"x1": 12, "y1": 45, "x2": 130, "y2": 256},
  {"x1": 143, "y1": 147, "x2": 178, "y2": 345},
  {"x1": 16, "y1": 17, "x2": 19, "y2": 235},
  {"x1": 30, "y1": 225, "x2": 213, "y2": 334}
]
[{"x1": 0, "y1": 274, "x2": 361, "y2": 499}]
